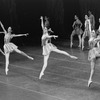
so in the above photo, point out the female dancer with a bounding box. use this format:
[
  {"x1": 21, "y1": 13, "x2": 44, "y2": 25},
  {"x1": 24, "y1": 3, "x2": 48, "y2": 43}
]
[
  {"x1": 96, "y1": 18, "x2": 100, "y2": 36},
  {"x1": 0, "y1": 21, "x2": 34, "y2": 75},
  {"x1": 82, "y1": 15, "x2": 92, "y2": 50},
  {"x1": 70, "y1": 15, "x2": 83, "y2": 48},
  {"x1": 88, "y1": 35, "x2": 100, "y2": 87},
  {"x1": 39, "y1": 16, "x2": 78, "y2": 79}
]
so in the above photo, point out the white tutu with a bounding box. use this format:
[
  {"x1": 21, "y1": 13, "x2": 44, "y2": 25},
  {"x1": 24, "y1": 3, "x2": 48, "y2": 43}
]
[
  {"x1": 4, "y1": 42, "x2": 18, "y2": 53},
  {"x1": 42, "y1": 43, "x2": 57, "y2": 56},
  {"x1": 88, "y1": 48, "x2": 100, "y2": 61}
]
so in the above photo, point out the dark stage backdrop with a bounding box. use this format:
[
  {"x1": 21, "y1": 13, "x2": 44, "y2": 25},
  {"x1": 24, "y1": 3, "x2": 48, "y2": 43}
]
[{"x1": 0, "y1": 0, "x2": 100, "y2": 46}]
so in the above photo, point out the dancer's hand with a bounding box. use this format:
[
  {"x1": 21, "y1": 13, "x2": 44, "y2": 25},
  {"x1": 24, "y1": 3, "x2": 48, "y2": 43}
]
[
  {"x1": 48, "y1": 28, "x2": 54, "y2": 33},
  {"x1": 53, "y1": 35, "x2": 58, "y2": 39},
  {"x1": 40, "y1": 16, "x2": 43, "y2": 20},
  {"x1": 70, "y1": 55, "x2": 78, "y2": 59},
  {"x1": 24, "y1": 33, "x2": 29, "y2": 36}
]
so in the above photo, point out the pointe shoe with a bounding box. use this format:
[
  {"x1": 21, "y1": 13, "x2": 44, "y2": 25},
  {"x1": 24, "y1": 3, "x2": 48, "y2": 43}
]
[
  {"x1": 88, "y1": 80, "x2": 92, "y2": 87},
  {"x1": 28, "y1": 56, "x2": 34, "y2": 60},
  {"x1": 39, "y1": 72, "x2": 44, "y2": 79},
  {"x1": 70, "y1": 56, "x2": 78, "y2": 59},
  {"x1": 5, "y1": 68, "x2": 9, "y2": 75},
  {"x1": 82, "y1": 46, "x2": 84, "y2": 50}
]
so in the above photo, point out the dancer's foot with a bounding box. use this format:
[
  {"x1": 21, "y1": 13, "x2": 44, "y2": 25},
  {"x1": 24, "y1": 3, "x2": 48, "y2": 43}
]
[
  {"x1": 39, "y1": 72, "x2": 44, "y2": 79},
  {"x1": 5, "y1": 68, "x2": 9, "y2": 75},
  {"x1": 82, "y1": 46, "x2": 84, "y2": 50},
  {"x1": 70, "y1": 55, "x2": 78, "y2": 59},
  {"x1": 88, "y1": 80, "x2": 92, "y2": 87},
  {"x1": 28, "y1": 56, "x2": 34, "y2": 60}
]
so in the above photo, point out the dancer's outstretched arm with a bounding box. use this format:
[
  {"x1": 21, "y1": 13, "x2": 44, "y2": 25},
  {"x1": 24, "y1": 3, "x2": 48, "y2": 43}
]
[
  {"x1": 0, "y1": 32, "x2": 5, "y2": 34},
  {"x1": 40, "y1": 16, "x2": 44, "y2": 30},
  {"x1": 12, "y1": 33, "x2": 29, "y2": 38},
  {"x1": 47, "y1": 35, "x2": 58, "y2": 39},
  {"x1": 0, "y1": 21, "x2": 7, "y2": 34}
]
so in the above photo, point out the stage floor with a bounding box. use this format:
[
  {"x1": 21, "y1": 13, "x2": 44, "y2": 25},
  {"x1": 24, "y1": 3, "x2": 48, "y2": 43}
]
[{"x1": 0, "y1": 42, "x2": 100, "y2": 100}]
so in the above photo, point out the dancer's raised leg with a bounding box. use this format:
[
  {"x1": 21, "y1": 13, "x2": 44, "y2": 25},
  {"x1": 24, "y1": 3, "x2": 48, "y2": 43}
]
[
  {"x1": 53, "y1": 48, "x2": 77, "y2": 59},
  {"x1": 15, "y1": 49, "x2": 34, "y2": 60}
]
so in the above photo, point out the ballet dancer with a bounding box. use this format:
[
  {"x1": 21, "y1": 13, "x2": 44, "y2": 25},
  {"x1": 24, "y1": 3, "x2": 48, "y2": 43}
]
[
  {"x1": 70, "y1": 15, "x2": 83, "y2": 48},
  {"x1": 96, "y1": 18, "x2": 100, "y2": 36},
  {"x1": 82, "y1": 15, "x2": 92, "y2": 50},
  {"x1": 88, "y1": 35, "x2": 100, "y2": 87},
  {"x1": 0, "y1": 21, "x2": 34, "y2": 75},
  {"x1": 39, "y1": 16, "x2": 78, "y2": 79}
]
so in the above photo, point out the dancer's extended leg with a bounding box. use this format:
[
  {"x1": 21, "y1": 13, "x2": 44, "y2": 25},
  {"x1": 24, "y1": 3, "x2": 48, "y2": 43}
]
[
  {"x1": 15, "y1": 49, "x2": 34, "y2": 60},
  {"x1": 39, "y1": 55, "x2": 49, "y2": 79},
  {"x1": 53, "y1": 48, "x2": 77, "y2": 59}
]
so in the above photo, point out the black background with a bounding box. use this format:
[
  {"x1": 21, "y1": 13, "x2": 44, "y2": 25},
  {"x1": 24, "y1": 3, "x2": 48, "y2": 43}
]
[{"x1": 0, "y1": 0, "x2": 100, "y2": 46}]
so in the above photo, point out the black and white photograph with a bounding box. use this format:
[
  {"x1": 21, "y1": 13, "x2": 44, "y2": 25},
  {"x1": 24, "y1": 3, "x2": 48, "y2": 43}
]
[{"x1": 0, "y1": 0, "x2": 100, "y2": 100}]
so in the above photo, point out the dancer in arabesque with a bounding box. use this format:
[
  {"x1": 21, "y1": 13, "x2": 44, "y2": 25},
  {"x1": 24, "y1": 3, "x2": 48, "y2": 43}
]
[
  {"x1": 0, "y1": 21, "x2": 34, "y2": 75},
  {"x1": 39, "y1": 16, "x2": 78, "y2": 79}
]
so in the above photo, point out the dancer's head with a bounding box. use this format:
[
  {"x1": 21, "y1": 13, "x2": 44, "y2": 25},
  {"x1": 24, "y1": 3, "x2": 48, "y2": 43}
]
[
  {"x1": 85, "y1": 15, "x2": 88, "y2": 20},
  {"x1": 88, "y1": 11, "x2": 92, "y2": 15},
  {"x1": 7, "y1": 27, "x2": 12, "y2": 33},
  {"x1": 44, "y1": 16, "x2": 49, "y2": 28},
  {"x1": 45, "y1": 16, "x2": 48, "y2": 21},
  {"x1": 75, "y1": 15, "x2": 78, "y2": 20}
]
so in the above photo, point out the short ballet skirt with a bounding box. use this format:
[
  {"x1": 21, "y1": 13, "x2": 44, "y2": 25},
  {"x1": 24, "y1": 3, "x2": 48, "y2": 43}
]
[
  {"x1": 4, "y1": 42, "x2": 18, "y2": 53},
  {"x1": 88, "y1": 48, "x2": 100, "y2": 61},
  {"x1": 88, "y1": 38, "x2": 96, "y2": 48},
  {"x1": 74, "y1": 28, "x2": 83, "y2": 35},
  {"x1": 42, "y1": 43, "x2": 57, "y2": 56}
]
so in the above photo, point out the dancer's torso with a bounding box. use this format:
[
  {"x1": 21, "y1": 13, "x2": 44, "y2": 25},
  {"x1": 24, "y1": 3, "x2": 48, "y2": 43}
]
[
  {"x1": 74, "y1": 20, "x2": 81, "y2": 29},
  {"x1": 4, "y1": 33, "x2": 12, "y2": 44}
]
